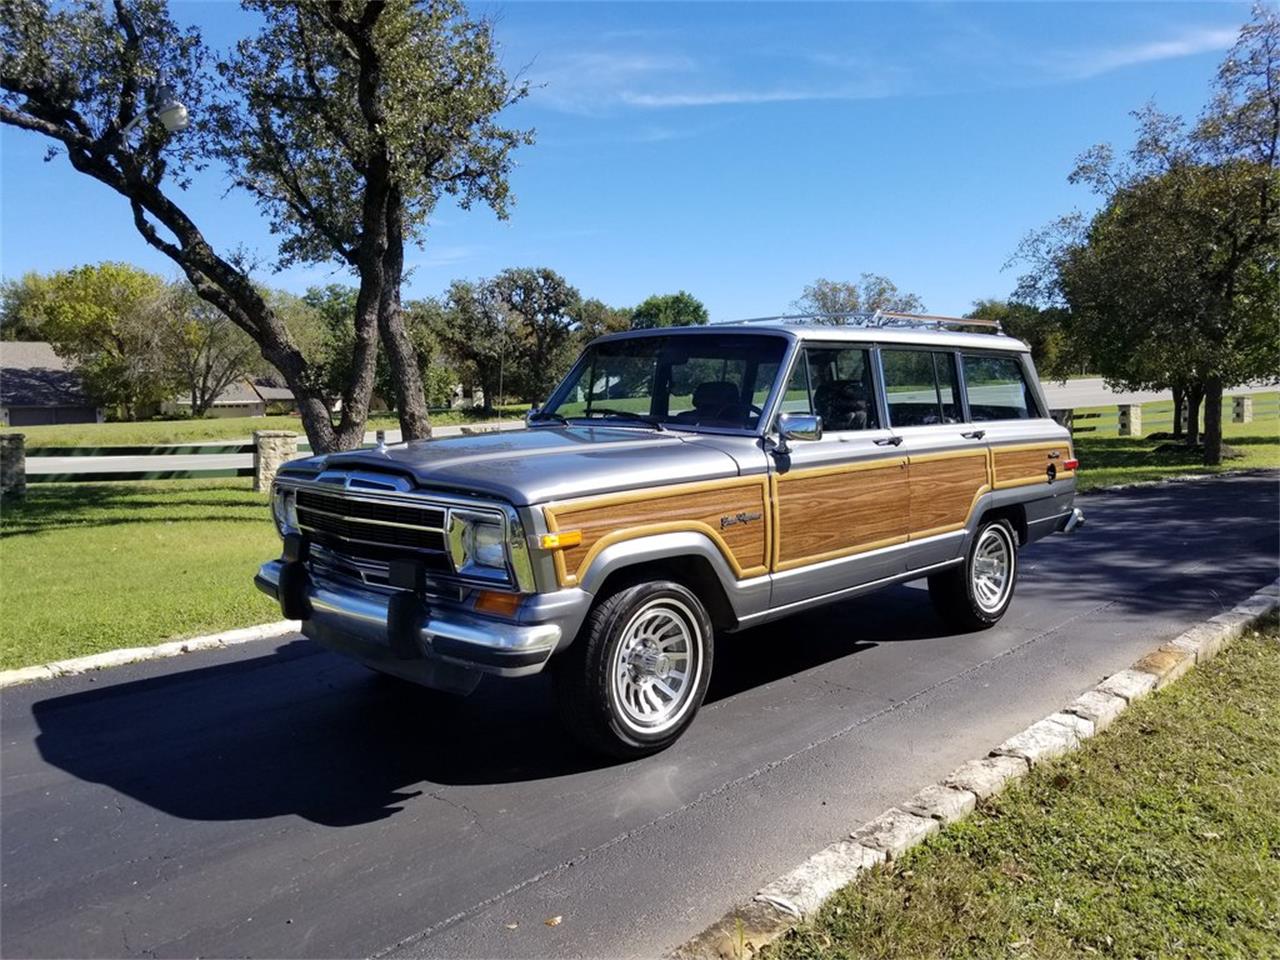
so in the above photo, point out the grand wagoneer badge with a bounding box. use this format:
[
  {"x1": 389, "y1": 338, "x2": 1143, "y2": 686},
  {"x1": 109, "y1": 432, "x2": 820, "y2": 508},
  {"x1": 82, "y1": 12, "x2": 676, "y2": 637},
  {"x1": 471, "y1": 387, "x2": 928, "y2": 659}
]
[{"x1": 720, "y1": 511, "x2": 763, "y2": 529}]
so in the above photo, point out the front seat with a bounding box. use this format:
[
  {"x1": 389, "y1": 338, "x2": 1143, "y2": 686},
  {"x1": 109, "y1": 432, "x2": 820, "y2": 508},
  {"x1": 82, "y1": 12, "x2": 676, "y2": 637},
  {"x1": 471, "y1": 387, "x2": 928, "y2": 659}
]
[
  {"x1": 674, "y1": 381, "x2": 742, "y2": 425},
  {"x1": 813, "y1": 379, "x2": 872, "y2": 431}
]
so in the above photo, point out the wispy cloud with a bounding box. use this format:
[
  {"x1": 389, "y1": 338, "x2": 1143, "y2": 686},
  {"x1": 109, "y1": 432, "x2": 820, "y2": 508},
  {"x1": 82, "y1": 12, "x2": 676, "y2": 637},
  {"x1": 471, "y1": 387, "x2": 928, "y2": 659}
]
[
  {"x1": 1046, "y1": 25, "x2": 1238, "y2": 80},
  {"x1": 528, "y1": 52, "x2": 698, "y2": 114},
  {"x1": 620, "y1": 86, "x2": 883, "y2": 109},
  {"x1": 406, "y1": 245, "x2": 479, "y2": 271}
]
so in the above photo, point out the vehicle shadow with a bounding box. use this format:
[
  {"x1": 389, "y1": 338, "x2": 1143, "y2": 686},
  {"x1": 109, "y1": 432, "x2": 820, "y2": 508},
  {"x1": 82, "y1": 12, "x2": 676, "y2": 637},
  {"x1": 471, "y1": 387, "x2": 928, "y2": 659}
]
[
  {"x1": 27, "y1": 588, "x2": 940, "y2": 829},
  {"x1": 25, "y1": 474, "x2": 1279, "y2": 829}
]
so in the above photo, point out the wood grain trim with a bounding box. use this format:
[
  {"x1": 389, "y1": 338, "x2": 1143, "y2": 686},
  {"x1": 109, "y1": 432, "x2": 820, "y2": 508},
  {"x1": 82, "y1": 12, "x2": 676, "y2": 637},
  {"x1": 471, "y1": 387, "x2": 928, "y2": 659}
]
[
  {"x1": 773, "y1": 455, "x2": 909, "y2": 572},
  {"x1": 991, "y1": 441, "x2": 1075, "y2": 490},
  {"x1": 907, "y1": 448, "x2": 992, "y2": 540},
  {"x1": 543, "y1": 475, "x2": 771, "y2": 588}
]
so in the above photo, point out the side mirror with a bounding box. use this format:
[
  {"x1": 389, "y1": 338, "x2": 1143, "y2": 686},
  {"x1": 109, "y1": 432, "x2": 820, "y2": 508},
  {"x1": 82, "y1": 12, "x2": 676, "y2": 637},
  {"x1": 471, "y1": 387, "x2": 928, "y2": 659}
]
[
  {"x1": 525, "y1": 406, "x2": 543, "y2": 426},
  {"x1": 775, "y1": 412, "x2": 822, "y2": 455}
]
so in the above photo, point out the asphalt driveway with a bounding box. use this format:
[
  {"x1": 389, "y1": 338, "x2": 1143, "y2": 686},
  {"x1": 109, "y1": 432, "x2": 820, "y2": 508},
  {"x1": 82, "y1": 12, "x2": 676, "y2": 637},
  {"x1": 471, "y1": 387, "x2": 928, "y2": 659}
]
[{"x1": 1, "y1": 473, "x2": 1276, "y2": 958}]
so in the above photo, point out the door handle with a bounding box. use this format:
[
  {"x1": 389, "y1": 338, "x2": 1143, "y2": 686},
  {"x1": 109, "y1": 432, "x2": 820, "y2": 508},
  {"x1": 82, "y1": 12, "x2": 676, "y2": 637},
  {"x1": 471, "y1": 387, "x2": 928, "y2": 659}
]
[
  {"x1": 873, "y1": 436, "x2": 903, "y2": 447},
  {"x1": 961, "y1": 430, "x2": 986, "y2": 440}
]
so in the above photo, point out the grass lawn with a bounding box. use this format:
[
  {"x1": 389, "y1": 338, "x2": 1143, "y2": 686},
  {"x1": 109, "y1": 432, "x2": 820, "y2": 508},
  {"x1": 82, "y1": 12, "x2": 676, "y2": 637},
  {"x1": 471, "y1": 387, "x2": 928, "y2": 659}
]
[
  {"x1": 1, "y1": 405, "x2": 529, "y2": 448},
  {"x1": 1075, "y1": 392, "x2": 1279, "y2": 491},
  {"x1": 766, "y1": 618, "x2": 1280, "y2": 960},
  {"x1": 0, "y1": 479, "x2": 280, "y2": 669}
]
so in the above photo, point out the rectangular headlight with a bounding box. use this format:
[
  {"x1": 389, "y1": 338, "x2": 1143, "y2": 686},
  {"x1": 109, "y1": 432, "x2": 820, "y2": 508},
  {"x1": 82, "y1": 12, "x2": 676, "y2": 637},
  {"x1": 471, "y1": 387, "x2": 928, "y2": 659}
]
[
  {"x1": 447, "y1": 509, "x2": 510, "y2": 582},
  {"x1": 271, "y1": 485, "x2": 297, "y2": 536}
]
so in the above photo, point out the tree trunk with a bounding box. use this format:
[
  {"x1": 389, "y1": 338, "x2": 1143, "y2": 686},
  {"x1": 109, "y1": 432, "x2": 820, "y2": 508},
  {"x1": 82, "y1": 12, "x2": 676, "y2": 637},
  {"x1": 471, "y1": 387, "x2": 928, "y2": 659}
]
[
  {"x1": 1186, "y1": 384, "x2": 1204, "y2": 446},
  {"x1": 1170, "y1": 386, "x2": 1185, "y2": 440},
  {"x1": 1202, "y1": 377, "x2": 1225, "y2": 466},
  {"x1": 377, "y1": 192, "x2": 431, "y2": 440}
]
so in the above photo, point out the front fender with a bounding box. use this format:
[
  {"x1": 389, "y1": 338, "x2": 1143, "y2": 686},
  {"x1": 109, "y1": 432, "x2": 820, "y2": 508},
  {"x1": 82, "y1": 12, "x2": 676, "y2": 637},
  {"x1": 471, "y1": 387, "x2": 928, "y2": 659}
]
[{"x1": 575, "y1": 530, "x2": 771, "y2": 624}]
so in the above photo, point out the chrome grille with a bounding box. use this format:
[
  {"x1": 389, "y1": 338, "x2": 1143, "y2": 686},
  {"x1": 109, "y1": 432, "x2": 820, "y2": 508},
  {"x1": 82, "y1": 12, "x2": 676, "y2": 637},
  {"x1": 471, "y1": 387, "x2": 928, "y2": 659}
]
[{"x1": 293, "y1": 487, "x2": 451, "y2": 569}]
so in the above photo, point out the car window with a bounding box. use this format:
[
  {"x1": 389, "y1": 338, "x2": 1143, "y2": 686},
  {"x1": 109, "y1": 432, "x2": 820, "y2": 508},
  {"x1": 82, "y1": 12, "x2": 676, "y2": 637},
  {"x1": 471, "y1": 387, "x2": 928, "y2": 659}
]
[
  {"x1": 882, "y1": 349, "x2": 960, "y2": 427},
  {"x1": 778, "y1": 351, "x2": 813, "y2": 415},
  {"x1": 935, "y1": 353, "x2": 962, "y2": 423},
  {"x1": 962, "y1": 354, "x2": 1039, "y2": 421},
  {"x1": 804, "y1": 346, "x2": 880, "y2": 431},
  {"x1": 546, "y1": 334, "x2": 787, "y2": 430}
]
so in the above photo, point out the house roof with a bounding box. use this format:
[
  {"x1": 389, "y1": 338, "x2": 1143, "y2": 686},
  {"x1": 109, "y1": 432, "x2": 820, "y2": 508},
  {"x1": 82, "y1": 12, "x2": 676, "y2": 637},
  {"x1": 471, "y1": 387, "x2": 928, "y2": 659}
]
[
  {"x1": 0, "y1": 342, "x2": 93, "y2": 408},
  {"x1": 170, "y1": 378, "x2": 295, "y2": 406},
  {"x1": 252, "y1": 382, "x2": 295, "y2": 402}
]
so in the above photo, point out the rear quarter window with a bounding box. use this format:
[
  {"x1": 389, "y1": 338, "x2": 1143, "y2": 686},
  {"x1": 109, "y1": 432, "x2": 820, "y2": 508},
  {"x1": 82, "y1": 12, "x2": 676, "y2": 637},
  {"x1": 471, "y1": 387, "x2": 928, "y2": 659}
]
[{"x1": 962, "y1": 354, "x2": 1042, "y2": 421}]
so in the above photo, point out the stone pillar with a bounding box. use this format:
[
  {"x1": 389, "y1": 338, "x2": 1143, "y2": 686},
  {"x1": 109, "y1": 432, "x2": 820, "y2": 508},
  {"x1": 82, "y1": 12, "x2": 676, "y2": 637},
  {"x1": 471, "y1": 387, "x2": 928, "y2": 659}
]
[
  {"x1": 1180, "y1": 403, "x2": 1190, "y2": 433},
  {"x1": 0, "y1": 433, "x2": 26, "y2": 500},
  {"x1": 1117, "y1": 403, "x2": 1142, "y2": 437},
  {"x1": 1050, "y1": 408, "x2": 1074, "y2": 433},
  {"x1": 253, "y1": 430, "x2": 298, "y2": 492},
  {"x1": 1232, "y1": 395, "x2": 1253, "y2": 424}
]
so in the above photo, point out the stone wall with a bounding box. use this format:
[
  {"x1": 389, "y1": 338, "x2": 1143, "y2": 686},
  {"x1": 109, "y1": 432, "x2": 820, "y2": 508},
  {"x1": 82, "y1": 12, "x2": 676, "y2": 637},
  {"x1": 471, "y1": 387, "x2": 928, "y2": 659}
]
[
  {"x1": 0, "y1": 433, "x2": 25, "y2": 500},
  {"x1": 253, "y1": 430, "x2": 298, "y2": 492}
]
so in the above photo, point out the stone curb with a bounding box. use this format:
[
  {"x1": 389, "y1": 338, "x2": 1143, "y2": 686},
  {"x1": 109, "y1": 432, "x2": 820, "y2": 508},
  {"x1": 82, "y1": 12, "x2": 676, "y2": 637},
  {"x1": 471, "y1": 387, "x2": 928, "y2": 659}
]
[
  {"x1": 669, "y1": 577, "x2": 1280, "y2": 960},
  {"x1": 0, "y1": 620, "x2": 301, "y2": 689}
]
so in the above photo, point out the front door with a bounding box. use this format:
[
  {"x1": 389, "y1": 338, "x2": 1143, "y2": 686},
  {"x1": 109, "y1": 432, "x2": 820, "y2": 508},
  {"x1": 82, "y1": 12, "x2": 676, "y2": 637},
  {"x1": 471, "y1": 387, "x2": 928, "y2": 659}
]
[{"x1": 770, "y1": 343, "x2": 909, "y2": 608}]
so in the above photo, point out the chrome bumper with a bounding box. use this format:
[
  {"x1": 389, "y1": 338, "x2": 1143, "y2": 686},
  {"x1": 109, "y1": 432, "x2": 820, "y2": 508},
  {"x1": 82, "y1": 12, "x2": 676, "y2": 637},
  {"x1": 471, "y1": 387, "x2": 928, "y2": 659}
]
[{"x1": 255, "y1": 560, "x2": 562, "y2": 679}]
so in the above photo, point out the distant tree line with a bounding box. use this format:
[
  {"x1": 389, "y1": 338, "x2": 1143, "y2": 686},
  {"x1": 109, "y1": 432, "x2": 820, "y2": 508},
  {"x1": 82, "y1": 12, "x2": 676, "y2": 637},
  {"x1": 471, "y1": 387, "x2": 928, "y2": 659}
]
[{"x1": 0, "y1": 260, "x2": 721, "y2": 419}]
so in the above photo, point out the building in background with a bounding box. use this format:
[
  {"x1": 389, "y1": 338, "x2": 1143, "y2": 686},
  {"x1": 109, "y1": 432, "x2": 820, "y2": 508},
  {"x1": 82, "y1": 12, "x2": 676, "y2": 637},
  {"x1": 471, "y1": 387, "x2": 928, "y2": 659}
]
[
  {"x1": 0, "y1": 342, "x2": 103, "y2": 426},
  {"x1": 160, "y1": 379, "x2": 298, "y2": 419}
]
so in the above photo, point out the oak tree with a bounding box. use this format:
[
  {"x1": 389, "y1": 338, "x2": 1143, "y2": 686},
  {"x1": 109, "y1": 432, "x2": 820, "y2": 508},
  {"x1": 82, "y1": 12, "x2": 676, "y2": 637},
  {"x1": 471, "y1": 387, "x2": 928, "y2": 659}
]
[
  {"x1": 630, "y1": 290, "x2": 709, "y2": 329},
  {"x1": 1, "y1": 0, "x2": 530, "y2": 451}
]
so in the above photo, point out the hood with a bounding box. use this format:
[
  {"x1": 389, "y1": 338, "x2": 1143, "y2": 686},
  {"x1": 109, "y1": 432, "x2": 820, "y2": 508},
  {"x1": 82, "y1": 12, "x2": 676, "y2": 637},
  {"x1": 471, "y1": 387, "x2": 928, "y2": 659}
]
[{"x1": 281, "y1": 425, "x2": 751, "y2": 505}]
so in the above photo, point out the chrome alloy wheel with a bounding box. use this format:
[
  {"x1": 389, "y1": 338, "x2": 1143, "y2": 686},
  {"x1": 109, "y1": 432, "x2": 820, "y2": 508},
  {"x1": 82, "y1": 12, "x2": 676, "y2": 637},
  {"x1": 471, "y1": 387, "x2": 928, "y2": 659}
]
[
  {"x1": 609, "y1": 597, "x2": 704, "y2": 736},
  {"x1": 971, "y1": 525, "x2": 1014, "y2": 614}
]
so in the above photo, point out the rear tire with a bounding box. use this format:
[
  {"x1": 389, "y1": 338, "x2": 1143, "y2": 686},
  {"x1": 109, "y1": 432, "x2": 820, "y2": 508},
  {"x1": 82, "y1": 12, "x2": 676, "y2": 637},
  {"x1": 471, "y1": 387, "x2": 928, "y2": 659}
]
[
  {"x1": 928, "y1": 518, "x2": 1018, "y2": 630},
  {"x1": 554, "y1": 579, "x2": 713, "y2": 759}
]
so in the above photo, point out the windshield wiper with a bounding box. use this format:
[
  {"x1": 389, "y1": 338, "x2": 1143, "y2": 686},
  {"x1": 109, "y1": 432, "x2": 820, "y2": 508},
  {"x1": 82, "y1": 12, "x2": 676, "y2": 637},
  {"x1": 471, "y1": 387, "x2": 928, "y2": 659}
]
[
  {"x1": 576, "y1": 408, "x2": 666, "y2": 431},
  {"x1": 527, "y1": 410, "x2": 568, "y2": 426}
]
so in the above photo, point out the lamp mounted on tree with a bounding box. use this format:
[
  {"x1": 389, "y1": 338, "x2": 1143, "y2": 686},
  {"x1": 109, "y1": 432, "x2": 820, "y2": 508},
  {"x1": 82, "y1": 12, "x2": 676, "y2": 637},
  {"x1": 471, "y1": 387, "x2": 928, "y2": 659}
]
[{"x1": 115, "y1": 84, "x2": 189, "y2": 143}]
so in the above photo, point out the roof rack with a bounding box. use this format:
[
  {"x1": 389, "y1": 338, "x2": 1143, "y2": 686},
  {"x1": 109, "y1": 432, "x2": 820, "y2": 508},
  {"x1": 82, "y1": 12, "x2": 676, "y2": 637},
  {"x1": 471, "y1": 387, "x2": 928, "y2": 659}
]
[{"x1": 718, "y1": 310, "x2": 1003, "y2": 333}]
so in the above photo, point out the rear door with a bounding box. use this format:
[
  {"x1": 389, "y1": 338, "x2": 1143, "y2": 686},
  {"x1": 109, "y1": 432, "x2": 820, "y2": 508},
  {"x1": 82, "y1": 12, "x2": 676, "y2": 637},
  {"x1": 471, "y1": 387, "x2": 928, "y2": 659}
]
[
  {"x1": 961, "y1": 351, "x2": 1074, "y2": 493},
  {"x1": 769, "y1": 342, "x2": 909, "y2": 608},
  {"x1": 879, "y1": 347, "x2": 991, "y2": 571}
]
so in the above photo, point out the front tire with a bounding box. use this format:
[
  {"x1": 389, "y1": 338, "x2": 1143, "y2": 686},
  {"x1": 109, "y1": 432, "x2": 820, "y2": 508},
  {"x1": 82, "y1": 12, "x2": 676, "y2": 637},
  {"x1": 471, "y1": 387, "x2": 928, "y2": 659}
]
[
  {"x1": 554, "y1": 580, "x2": 713, "y2": 759},
  {"x1": 928, "y1": 518, "x2": 1018, "y2": 630}
]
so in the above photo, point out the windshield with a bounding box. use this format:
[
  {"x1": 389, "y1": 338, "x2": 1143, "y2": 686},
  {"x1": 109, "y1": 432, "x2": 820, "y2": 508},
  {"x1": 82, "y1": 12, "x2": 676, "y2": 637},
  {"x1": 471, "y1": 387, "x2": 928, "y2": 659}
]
[{"x1": 540, "y1": 333, "x2": 788, "y2": 431}]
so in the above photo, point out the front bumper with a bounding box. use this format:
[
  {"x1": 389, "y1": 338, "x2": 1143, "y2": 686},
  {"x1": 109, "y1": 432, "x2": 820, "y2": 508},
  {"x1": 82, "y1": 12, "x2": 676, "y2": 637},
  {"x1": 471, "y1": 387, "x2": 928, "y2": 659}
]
[{"x1": 256, "y1": 559, "x2": 564, "y2": 681}]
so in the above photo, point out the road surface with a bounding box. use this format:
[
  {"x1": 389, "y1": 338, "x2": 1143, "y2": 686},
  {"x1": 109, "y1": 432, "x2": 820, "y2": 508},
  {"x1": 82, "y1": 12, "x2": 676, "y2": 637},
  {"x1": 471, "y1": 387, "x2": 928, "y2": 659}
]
[{"x1": 2, "y1": 474, "x2": 1276, "y2": 958}]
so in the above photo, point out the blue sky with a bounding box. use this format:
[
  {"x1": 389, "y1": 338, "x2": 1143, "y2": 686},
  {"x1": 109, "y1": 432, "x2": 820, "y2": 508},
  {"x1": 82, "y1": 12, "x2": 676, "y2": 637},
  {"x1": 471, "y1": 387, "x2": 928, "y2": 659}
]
[{"x1": 0, "y1": 1, "x2": 1251, "y2": 320}]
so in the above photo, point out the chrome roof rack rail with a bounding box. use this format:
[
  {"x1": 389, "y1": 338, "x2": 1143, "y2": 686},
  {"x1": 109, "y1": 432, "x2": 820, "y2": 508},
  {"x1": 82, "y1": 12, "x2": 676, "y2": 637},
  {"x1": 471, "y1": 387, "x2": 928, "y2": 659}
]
[{"x1": 717, "y1": 310, "x2": 1003, "y2": 333}]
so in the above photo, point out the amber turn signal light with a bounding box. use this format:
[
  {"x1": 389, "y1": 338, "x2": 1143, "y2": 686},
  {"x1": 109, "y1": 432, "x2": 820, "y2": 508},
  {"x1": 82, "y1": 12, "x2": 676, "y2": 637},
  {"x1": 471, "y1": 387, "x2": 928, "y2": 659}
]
[
  {"x1": 539, "y1": 530, "x2": 582, "y2": 549},
  {"x1": 475, "y1": 590, "x2": 522, "y2": 616}
]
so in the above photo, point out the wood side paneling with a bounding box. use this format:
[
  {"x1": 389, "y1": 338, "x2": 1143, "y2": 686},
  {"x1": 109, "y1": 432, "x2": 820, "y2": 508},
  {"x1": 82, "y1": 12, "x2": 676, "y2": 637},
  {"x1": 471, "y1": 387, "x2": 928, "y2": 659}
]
[
  {"x1": 908, "y1": 452, "x2": 990, "y2": 538},
  {"x1": 992, "y1": 442, "x2": 1074, "y2": 489},
  {"x1": 774, "y1": 459, "x2": 909, "y2": 570},
  {"x1": 545, "y1": 477, "x2": 770, "y2": 586}
]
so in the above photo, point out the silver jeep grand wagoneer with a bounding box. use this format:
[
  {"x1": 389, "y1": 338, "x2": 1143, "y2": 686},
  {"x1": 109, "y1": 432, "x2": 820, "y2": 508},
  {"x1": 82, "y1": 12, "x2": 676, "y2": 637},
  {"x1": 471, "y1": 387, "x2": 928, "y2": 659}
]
[{"x1": 257, "y1": 312, "x2": 1084, "y2": 756}]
